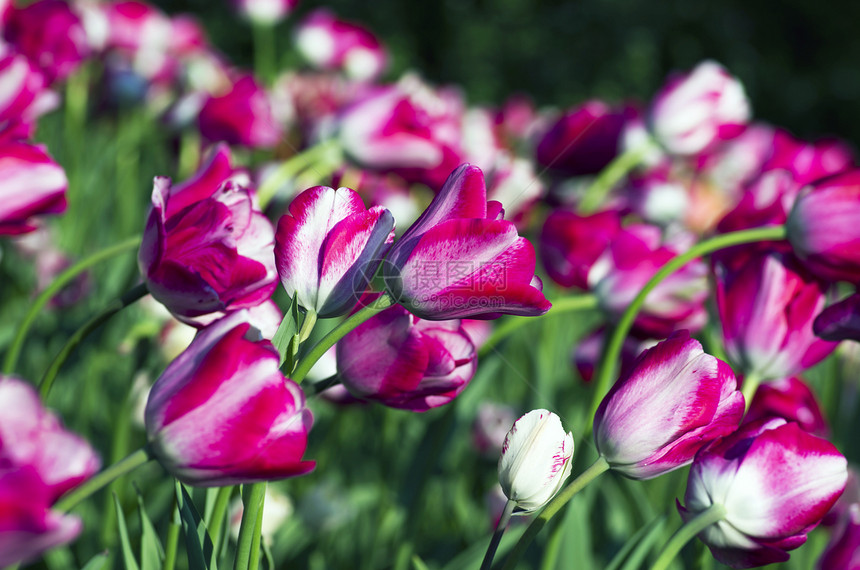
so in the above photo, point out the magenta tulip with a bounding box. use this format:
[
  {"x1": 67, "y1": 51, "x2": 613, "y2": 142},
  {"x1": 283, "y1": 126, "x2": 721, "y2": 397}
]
[
  {"x1": 593, "y1": 331, "x2": 744, "y2": 480},
  {"x1": 787, "y1": 169, "x2": 860, "y2": 283},
  {"x1": 336, "y1": 300, "x2": 477, "y2": 411},
  {"x1": 744, "y1": 376, "x2": 828, "y2": 437},
  {"x1": 198, "y1": 74, "x2": 282, "y2": 149},
  {"x1": 715, "y1": 252, "x2": 836, "y2": 380},
  {"x1": 818, "y1": 503, "x2": 860, "y2": 570},
  {"x1": 650, "y1": 60, "x2": 750, "y2": 156},
  {"x1": 145, "y1": 311, "x2": 315, "y2": 486},
  {"x1": 0, "y1": 46, "x2": 57, "y2": 141},
  {"x1": 679, "y1": 419, "x2": 847, "y2": 568},
  {"x1": 275, "y1": 185, "x2": 394, "y2": 317},
  {"x1": 539, "y1": 208, "x2": 622, "y2": 290},
  {"x1": 814, "y1": 292, "x2": 860, "y2": 342},
  {"x1": 138, "y1": 144, "x2": 277, "y2": 326},
  {"x1": 232, "y1": 0, "x2": 298, "y2": 26},
  {"x1": 0, "y1": 141, "x2": 67, "y2": 235},
  {"x1": 295, "y1": 9, "x2": 387, "y2": 81}
]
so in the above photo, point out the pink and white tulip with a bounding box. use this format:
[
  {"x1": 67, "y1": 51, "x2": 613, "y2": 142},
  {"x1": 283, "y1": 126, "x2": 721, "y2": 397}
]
[
  {"x1": 0, "y1": 376, "x2": 100, "y2": 567},
  {"x1": 678, "y1": 419, "x2": 847, "y2": 568},
  {"x1": 0, "y1": 141, "x2": 67, "y2": 235},
  {"x1": 0, "y1": 45, "x2": 58, "y2": 141},
  {"x1": 232, "y1": 0, "x2": 298, "y2": 26},
  {"x1": 274, "y1": 185, "x2": 394, "y2": 317},
  {"x1": 295, "y1": 9, "x2": 387, "y2": 81},
  {"x1": 818, "y1": 503, "x2": 860, "y2": 570},
  {"x1": 715, "y1": 252, "x2": 836, "y2": 380},
  {"x1": 650, "y1": 60, "x2": 750, "y2": 156},
  {"x1": 198, "y1": 74, "x2": 282, "y2": 149},
  {"x1": 744, "y1": 376, "x2": 828, "y2": 437},
  {"x1": 497, "y1": 409, "x2": 574, "y2": 513},
  {"x1": 138, "y1": 144, "x2": 277, "y2": 325},
  {"x1": 337, "y1": 299, "x2": 477, "y2": 411},
  {"x1": 145, "y1": 311, "x2": 315, "y2": 486},
  {"x1": 539, "y1": 208, "x2": 622, "y2": 290},
  {"x1": 787, "y1": 169, "x2": 860, "y2": 283},
  {"x1": 383, "y1": 164, "x2": 550, "y2": 320},
  {"x1": 593, "y1": 331, "x2": 745, "y2": 480}
]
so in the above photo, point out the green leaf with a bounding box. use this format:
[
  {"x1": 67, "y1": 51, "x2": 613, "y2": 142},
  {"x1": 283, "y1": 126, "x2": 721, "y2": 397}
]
[
  {"x1": 411, "y1": 555, "x2": 430, "y2": 570},
  {"x1": 113, "y1": 493, "x2": 141, "y2": 570},
  {"x1": 136, "y1": 486, "x2": 165, "y2": 570},
  {"x1": 272, "y1": 297, "x2": 300, "y2": 366},
  {"x1": 615, "y1": 515, "x2": 668, "y2": 570},
  {"x1": 175, "y1": 481, "x2": 218, "y2": 570},
  {"x1": 283, "y1": 333, "x2": 300, "y2": 372},
  {"x1": 80, "y1": 551, "x2": 111, "y2": 570}
]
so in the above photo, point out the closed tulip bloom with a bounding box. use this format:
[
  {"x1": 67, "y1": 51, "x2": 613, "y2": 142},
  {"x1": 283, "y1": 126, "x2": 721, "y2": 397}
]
[
  {"x1": 593, "y1": 331, "x2": 744, "y2": 480},
  {"x1": 337, "y1": 300, "x2": 477, "y2": 411},
  {"x1": 678, "y1": 419, "x2": 847, "y2": 568},
  {"x1": 0, "y1": 141, "x2": 67, "y2": 235},
  {"x1": 814, "y1": 292, "x2": 860, "y2": 342},
  {"x1": 275, "y1": 185, "x2": 394, "y2": 318},
  {"x1": 743, "y1": 377, "x2": 828, "y2": 437},
  {"x1": 787, "y1": 170, "x2": 860, "y2": 283},
  {"x1": 145, "y1": 311, "x2": 315, "y2": 486},
  {"x1": 295, "y1": 9, "x2": 387, "y2": 81},
  {"x1": 539, "y1": 208, "x2": 622, "y2": 290},
  {"x1": 232, "y1": 0, "x2": 298, "y2": 26},
  {"x1": 0, "y1": 46, "x2": 58, "y2": 140},
  {"x1": 650, "y1": 60, "x2": 750, "y2": 156},
  {"x1": 716, "y1": 252, "x2": 836, "y2": 381},
  {"x1": 198, "y1": 74, "x2": 282, "y2": 149},
  {"x1": 818, "y1": 503, "x2": 860, "y2": 570},
  {"x1": 138, "y1": 145, "x2": 277, "y2": 325},
  {"x1": 383, "y1": 164, "x2": 550, "y2": 320},
  {"x1": 498, "y1": 409, "x2": 574, "y2": 513}
]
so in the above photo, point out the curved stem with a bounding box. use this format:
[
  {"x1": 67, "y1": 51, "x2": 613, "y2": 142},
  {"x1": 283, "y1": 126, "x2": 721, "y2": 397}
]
[
  {"x1": 257, "y1": 140, "x2": 342, "y2": 209},
  {"x1": 481, "y1": 499, "x2": 515, "y2": 570},
  {"x1": 234, "y1": 482, "x2": 266, "y2": 570},
  {"x1": 55, "y1": 447, "x2": 152, "y2": 512},
  {"x1": 3, "y1": 236, "x2": 142, "y2": 375},
  {"x1": 501, "y1": 456, "x2": 610, "y2": 570},
  {"x1": 291, "y1": 293, "x2": 395, "y2": 384},
  {"x1": 578, "y1": 141, "x2": 655, "y2": 214},
  {"x1": 39, "y1": 283, "x2": 148, "y2": 400},
  {"x1": 651, "y1": 504, "x2": 726, "y2": 570},
  {"x1": 479, "y1": 294, "x2": 598, "y2": 358},
  {"x1": 587, "y1": 225, "x2": 788, "y2": 431}
]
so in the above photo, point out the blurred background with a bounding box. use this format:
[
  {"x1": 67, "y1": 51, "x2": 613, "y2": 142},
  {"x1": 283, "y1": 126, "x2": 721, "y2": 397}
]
[{"x1": 163, "y1": 0, "x2": 860, "y2": 145}]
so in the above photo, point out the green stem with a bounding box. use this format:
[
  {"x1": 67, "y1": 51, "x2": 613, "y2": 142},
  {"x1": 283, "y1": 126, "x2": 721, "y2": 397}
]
[
  {"x1": 501, "y1": 456, "x2": 611, "y2": 570},
  {"x1": 651, "y1": 504, "x2": 726, "y2": 570},
  {"x1": 234, "y1": 483, "x2": 266, "y2": 570},
  {"x1": 298, "y1": 311, "x2": 317, "y2": 343},
  {"x1": 248, "y1": 492, "x2": 266, "y2": 570},
  {"x1": 578, "y1": 141, "x2": 655, "y2": 214},
  {"x1": 305, "y1": 374, "x2": 340, "y2": 396},
  {"x1": 163, "y1": 497, "x2": 181, "y2": 570},
  {"x1": 39, "y1": 283, "x2": 148, "y2": 399},
  {"x1": 55, "y1": 447, "x2": 152, "y2": 512},
  {"x1": 252, "y1": 22, "x2": 276, "y2": 85},
  {"x1": 291, "y1": 293, "x2": 395, "y2": 384},
  {"x1": 740, "y1": 371, "x2": 763, "y2": 413},
  {"x1": 481, "y1": 500, "x2": 515, "y2": 570},
  {"x1": 177, "y1": 128, "x2": 201, "y2": 180},
  {"x1": 257, "y1": 140, "x2": 342, "y2": 209},
  {"x1": 207, "y1": 485, "x2": 235, "y2": 558},
  {"x1": 3, "y1": 236, "x2": 142, "y2": 375},
  {"x1": 587, "y1": 225, "x2": 788, "y2": 431},
  {"x1": 479, "y1": 294, "x2": 598, "y2": 357}
]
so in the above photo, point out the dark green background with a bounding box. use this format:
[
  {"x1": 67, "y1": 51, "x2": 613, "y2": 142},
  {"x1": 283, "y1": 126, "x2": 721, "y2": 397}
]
[{"x1": 166, "y1": 0, "x2": 860, "y2": 147}]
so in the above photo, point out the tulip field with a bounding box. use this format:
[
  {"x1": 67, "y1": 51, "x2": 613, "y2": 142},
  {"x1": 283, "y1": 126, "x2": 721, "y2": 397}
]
[{"x1": 3, "y1": 1, "x2": 860, "y2": 570}]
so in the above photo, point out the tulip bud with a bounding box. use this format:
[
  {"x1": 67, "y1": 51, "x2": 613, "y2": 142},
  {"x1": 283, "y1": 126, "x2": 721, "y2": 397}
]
[
  {"x1": 274, "y1": 185, "x2": 394, "y2": 318},
  {"x1": 198, "y1": 75, "x2": 282, "y2": 149},
  {"x1": 539, "y1": 208, "x2": 622, "y2": 290},
  {"x1": 593, "y1": 331, "x2": 744, "y2": 479},
  {"x1": 497, "y1": 409, "x2": 574, "y2": 513},
  {"x1": 145, "y1": 311, "x2": 315, "y2": 486},
  {"x1": 818, "y1": 503, "x2": 860, "y2": 570},
  {"x1": 383, "y1": 164, "x2": 550, "y2": 320},
  {"x1": 679, "y1": 419, "x2": 847, "y2": 568},
  {"x1": 0, "y1": 141, "x2": 67, "y2": 235},
  {"x1": 294, "y1": 9, "x2": 387, "y2": 81},
  {"x1": 814, "y1": 292, "x2": 860, "y2": 342},
  {"x1": 744, "y1": 377, "x2": 828, "y2": 437},
  {"x1": 232, "y1": 0, "x2": 298, "y2": 26}
]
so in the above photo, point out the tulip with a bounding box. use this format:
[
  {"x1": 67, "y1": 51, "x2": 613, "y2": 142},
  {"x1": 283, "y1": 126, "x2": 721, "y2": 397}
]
[
  {"x1": 650, "y1": 60, "x2": 750, "y2": 156},
  {"x1": 0, "y1": 376, "x2": 100, "y2": 567},
  {"x1": 497, "y1": 409, "x2": 574, "y2": 513},
  {"x1": 787, "y1": 169, "x2": 860, "y2": 283},
  {"x1": 814, "y1": 292, "x2": 860, "y2": 342},
  {"x1": 743, "y1": 376, "x2": 828, "y2": 437},
  {"x1": 678, "y1": 419, "x2": 847, "y2": 568},
  {"x1": 0, "y1": 45, "x2": 58, "y2": 141},
  {"x1": 572, "y1": 327, "x2": 653, "y2": 383},
  {"x1": 539, "y1": 208, "x2": 622, "y2": 290},
  {"x1": 587, "y1": 224, "x2": 708, "y2": 337},
  {"x1": 198, "y1": 74, "x2": 282, "y2": 149},
  {"x1": 593, "y1": 331, "x2": 744, "y2": 480},
  {"x1": 763, "y1": 129, "x2": 854, "y2": 187},
  {"x1": 274, "y1": 185, "x2": 394, "y2": 318},
  {"x1": 295, "y1": 9, "x2": 387, "y2": 81},
  {"x1": 138, "y1": 144, "x2": 278, "y2": 326},
  {"x1": 818, "y1": 503, "x2": 860, "y2": 570},
  {"x1": 535, "y1": 100, "x2": 632, "y2": 177},
  {"x1": 472, "y1": 402, "x2": 517, "y2": 456},
  {"x1": 336, "y1": 77, "x2": 464, "y2": 189},
  {"x1": 715, "y1": 252, "x2": 836, "y2": 381},
  {"x1": 4, "y1": 0, "x2": 90, "y2": 83},
  {"x1": 0, "y1": 141, "x2": 67, "y2": 235},
  {"x1": 100, "y1": 0, "x2": 174, "y2": 82},
  {"x1": 337, "y1": 299, "x2": 477, "y2": 411},
  {"x1": 145, "y1": 311, "x2": 315, "y2": 486},
  {"x1": 232, "y1": 0, "x2": 298, "y2": 26},
  {"x1": 383, "y1": 164, "x2": 551, "y2": 320}
]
